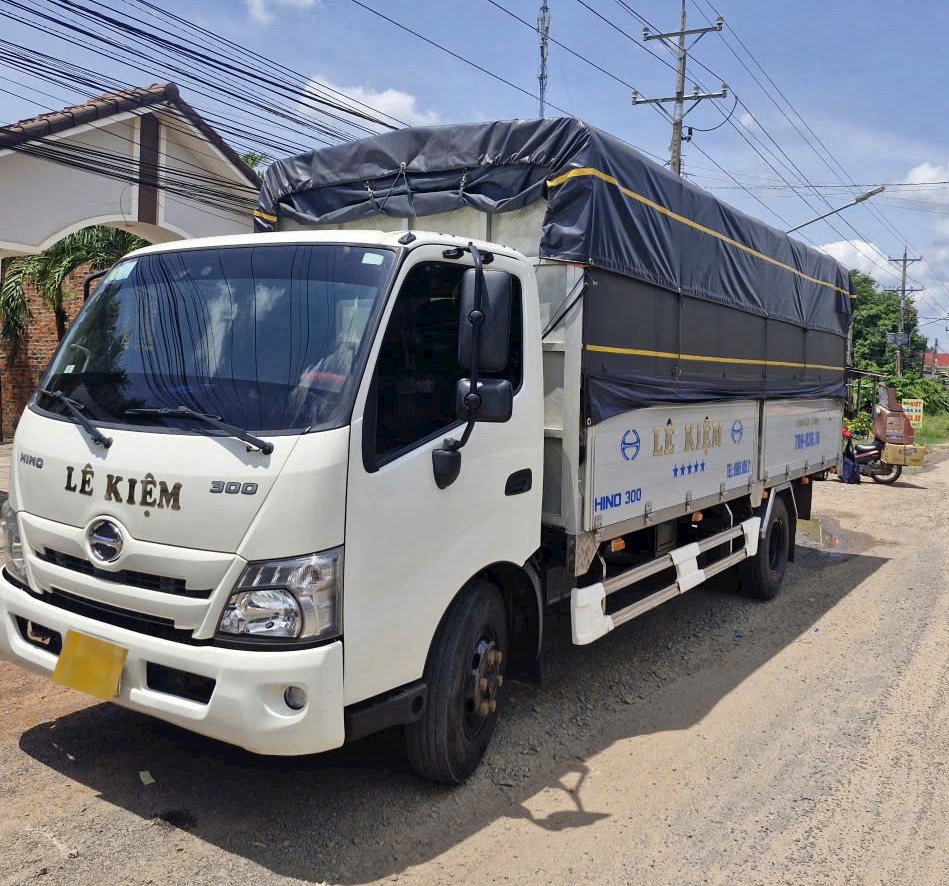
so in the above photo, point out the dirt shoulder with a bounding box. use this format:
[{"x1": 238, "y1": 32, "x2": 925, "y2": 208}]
[{"x1": 2, "y1": 461, "x2": 948, "y2": 885}]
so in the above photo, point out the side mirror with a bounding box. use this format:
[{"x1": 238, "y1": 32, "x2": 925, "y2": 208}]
[
  {"x1": 456, "y1": 378, "x2": 513, "y2": 423},
  {"x1": 458, "y1": 268, "x2": 512, "y2": 373},
  {"x1": 432, "y1": 245, "x2": 514, "y2": 491}
]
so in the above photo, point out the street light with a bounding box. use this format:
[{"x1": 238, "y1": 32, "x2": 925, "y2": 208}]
[{"x1": 786, "y1": 185, "x2": 886, "y2": 234}]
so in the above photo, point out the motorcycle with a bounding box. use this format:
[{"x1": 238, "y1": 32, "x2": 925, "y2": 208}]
[{"x1": 843, "y1": 430, "x2": 902, "y2": 484}]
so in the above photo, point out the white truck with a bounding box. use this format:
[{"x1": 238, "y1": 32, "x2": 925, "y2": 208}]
[{"x1": 0, "y1": 118, "x2": 852, "y2": 782}]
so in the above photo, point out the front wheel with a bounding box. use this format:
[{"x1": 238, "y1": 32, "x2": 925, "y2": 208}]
[
  {"x1": 740, "y1": 495, "x2": 790, "y2": 600},
  {"x1": 406, "y1": 581, "x2": 508, "y2": 783},
  {"x1": 871, "y1": 462, "x2": 902, "y2": 484}
]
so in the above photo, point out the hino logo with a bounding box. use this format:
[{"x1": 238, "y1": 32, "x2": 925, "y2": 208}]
[{"x1": 86, "y1": 519, "x2": 124, "y2": 563}]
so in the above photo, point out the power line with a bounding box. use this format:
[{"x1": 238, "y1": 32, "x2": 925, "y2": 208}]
[
  {"x1": 349, "y1": 0, "x2": 669, "y2": 164},
  {"x1": 889, "y1": 248, "x2": 923, "y2": 376},
  {"x1": 0, "y1": 0, "x2": 389, "y2": 149},
  {"x1": 346, "y1": 0, "x2": 570, "y2": 116},
  {"x1": 124, "y1": 0, "x2": 409, "y2": 129},
  {"x1": 485, "y1": 0, "x2": 642, "y2": 95},
  {"x1": 688, "y1": 141, "x2": 796, "y2": 230},
  {"x1": 574, "y1": 0, "x2": 677, "y2": 76},
  {"x1": 630, "y1": 0, "x2": 727, "y2": 174},
  {"x1": 0, "y1": 37, "x2": 336, "y2": 164},
  {"x1": 570, "y1": 0, "x2": 898, "y2": 287},
  {"x1": 59, "y1": 0, "x2": 394, "y2": 131},
  {"x1": 0, "y1": 69, "x2": 268, "y2": 186},
  {"x1": 690, "y1": 0, "x2": 949, "y2": 317}
]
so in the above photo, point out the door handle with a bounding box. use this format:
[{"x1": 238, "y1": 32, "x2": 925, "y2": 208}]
[{"x1": 505, "y1": 469, "x2": 532, "y2": 496}]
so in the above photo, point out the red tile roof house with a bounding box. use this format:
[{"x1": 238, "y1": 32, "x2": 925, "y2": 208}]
[
  {"x1": 922, "y1": 352, "x2": 949, "y2": 373},
  {"x1": 0, "y1": 83, "x2": 260, "y2": 440}
]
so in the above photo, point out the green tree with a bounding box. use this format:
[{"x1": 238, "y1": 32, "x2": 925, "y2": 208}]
[
  {"x1": 241, "y1": 151, "x2": 270, "y2": 174},
  {"x1": 847, "y1": 269, "x2": 949, "y2": 415},
  {"x1": 849, "y1": 270, "x2": 926, "y2": 375},
  {"x1": 0, "y1": 225, "x2": 147, "y2": 356}
]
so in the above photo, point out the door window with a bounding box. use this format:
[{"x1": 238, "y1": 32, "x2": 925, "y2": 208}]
[{"x1": 370, "y1": 261, "x2": 523, "y2": 466}]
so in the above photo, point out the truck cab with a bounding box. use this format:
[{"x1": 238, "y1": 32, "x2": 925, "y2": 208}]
[{"x1": 0, "y1": 230, "x2": 544, "y2": 782}]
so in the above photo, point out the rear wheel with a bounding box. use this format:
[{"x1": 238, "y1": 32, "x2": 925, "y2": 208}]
[
  {"x1": 871, "y1": 462, "x2": 902, "y2": 484},
  {"x1": 740, "y1": 496, "x2": 790, "y2": 600},
  {"x1": 406, "y1": 581, "x2": 508, "y2": 784}
]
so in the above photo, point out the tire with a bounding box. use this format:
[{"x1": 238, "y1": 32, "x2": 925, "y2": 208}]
[
  {"x1": 406, "y1": 581, "x2": 508, "y2": 784},
  {"x1": 871, "y1": 463, "x2": 902, "y2": 484},
  {"x1": 740, "y1": 495, "x2": 790, "y2": 600}
]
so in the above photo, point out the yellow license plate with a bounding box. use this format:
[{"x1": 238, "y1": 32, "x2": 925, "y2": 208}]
[{"x1": 52, "y1": 630, "x2": 128, "y2": 701}]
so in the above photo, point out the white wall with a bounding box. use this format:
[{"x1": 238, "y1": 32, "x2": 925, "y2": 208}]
[{"x1": 0, "y1": 107, "x2": 255, "y2": 256}]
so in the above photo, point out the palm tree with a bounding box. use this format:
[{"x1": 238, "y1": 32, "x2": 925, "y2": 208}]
[
  {"x1": 241, "y1": 150, "x2": 270, "y2": 174},
  {"x1": 0, "y1": 225, "x2": 147, "y2": 355}
]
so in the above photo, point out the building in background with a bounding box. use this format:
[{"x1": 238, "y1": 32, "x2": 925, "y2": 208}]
[
  {"x1": 0, "y1": 83, "x2": 260, "y2": 439},
  {"x1": 922, "y1": 352, "x2": 949, "y2": 380}
]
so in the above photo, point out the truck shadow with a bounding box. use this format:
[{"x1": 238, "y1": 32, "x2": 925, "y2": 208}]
[{"x1": 18, "y1": 545, "x2": 887, "y2": 884}]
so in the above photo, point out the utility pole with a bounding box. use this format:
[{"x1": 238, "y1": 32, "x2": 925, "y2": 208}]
[
  {"x1": 631, "y1": 1, "x2": 728, "y2": 174},
  {"x1": 537, "y1": 1, "x2": 550, "y2": 118},
  {"x1": 888, "y1": 247, "x2": 923, "y2": 377},
  {"x1": 932, "y1": 338, "x2": 939, "y2": 379}
]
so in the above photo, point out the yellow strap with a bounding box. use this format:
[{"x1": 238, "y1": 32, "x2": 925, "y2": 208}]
[
  {"x1": 585, "y1": 343, "x2": 843, "y2": 372},
  {"x1": 253, "y1": 209, "x2": 278, "y2": 223},
  {"x1": 546, "y1": 167, "x2": 856, "y2": 300}
]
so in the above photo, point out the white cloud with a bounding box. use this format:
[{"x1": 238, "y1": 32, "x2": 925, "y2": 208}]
[
  {"x1": 887, "y1": 161, "x2": 949, "y2": 209},
  {"x1": 302, "y1": 77, "x2": 440, "y2": 130},
  {"x1": 246, "y1": 0, "x2": 317, "y2": 26},
  {"x1": 738, "y1": 111, "x2": 755, "y2": 130},
  {"x1": 930, "y1": 217, "x2": 949, "y2": 238},
  {"x1": 819, "y1": 239, "x2": 897, "y2": 283},
  {"x1": 906, "y1": 161, "x2": 949, "y2": 186}
]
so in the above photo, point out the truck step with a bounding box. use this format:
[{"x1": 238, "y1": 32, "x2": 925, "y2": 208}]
[{"x1": 571, "y1": 517, "x2": 760, "y2": 645}]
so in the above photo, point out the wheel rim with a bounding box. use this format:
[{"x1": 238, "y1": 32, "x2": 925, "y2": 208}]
[
  {"x1": 768, "y1": 519, "x2": 786, "y2": 572},
  {"x1": 462, "y1": 631, "x2": 503, "y2": 740}
]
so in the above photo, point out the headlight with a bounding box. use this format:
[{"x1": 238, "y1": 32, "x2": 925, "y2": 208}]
[
  {"x1": 217, "y1": 548, "x2": 342, "y2": 641},
  {"x1": 1, "y1": 501, "x2": 26, "y2": 584}
]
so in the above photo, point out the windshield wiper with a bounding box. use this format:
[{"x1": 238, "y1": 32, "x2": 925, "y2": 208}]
[
  {"x1": 125, "y1": 406, "x2": 274, "y2": 455},
  {"x1": 37, "y1": 388, "x2": 113, "y2": 449}
]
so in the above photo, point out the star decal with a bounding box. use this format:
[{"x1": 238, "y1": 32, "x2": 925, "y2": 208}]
[
  {"x1": 673, "y1": 464, "x2": 679, "y2": 478},
  {"x1": 700, "y1": 460, "x2": 706, "y2": 472},
  {"x1": 694, "y1": 460, "x2": 701, "y2": 474},
  {"x1": 686, "y1": 462, "x2": 693, "y2": 475}
]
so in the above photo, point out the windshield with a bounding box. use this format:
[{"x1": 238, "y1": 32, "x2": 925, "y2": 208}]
[{"x1": 39, "y1": 243, "x2": 395, "y2": 433}]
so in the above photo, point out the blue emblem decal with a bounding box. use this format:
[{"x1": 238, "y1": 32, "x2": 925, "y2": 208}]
[
  {"x1": 730, "y1": 419, "x2": 744, "y2": 444},
  {"x1": 621, "y1": 429, "x2": 641, "y2": 461}
]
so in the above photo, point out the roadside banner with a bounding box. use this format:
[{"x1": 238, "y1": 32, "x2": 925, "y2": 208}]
[{"x1": 902, "y1": 398, "x2": 924, "y2": 428}]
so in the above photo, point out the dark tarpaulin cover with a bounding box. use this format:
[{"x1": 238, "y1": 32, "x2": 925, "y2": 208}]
[{"x1": 256, "y1": 117, "x2": 853, "y2": 419}]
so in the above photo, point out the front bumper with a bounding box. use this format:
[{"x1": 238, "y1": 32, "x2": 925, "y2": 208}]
[{"x1": 0, "y1": 572, "x2": 345, "y2": 756}]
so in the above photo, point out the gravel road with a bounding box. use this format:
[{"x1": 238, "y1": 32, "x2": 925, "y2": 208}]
[{"x1": 2, "y1": 455, "x2": 948, "y2": 885}]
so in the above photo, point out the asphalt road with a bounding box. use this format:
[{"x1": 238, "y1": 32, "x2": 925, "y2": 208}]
[{"x1": 2, "y1": 455, "x2": 948, "y2": 885}]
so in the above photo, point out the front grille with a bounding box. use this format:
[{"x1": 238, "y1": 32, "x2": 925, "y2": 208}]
[
  {"x1": 30, "y1": 587, "x2": 203, "y2": 645},
  {"x1": 37, "y1": 549, "x2": 213, "y2": 599}
]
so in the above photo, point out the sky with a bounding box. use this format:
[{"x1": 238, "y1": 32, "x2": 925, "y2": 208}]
[{"x1": 3, "y1": 0, "x2": 949, "y2": 341}]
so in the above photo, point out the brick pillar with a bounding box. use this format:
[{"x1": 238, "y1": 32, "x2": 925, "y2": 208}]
[{"x1": 0, "y1": 265, "x2": 88, "y2": 441}]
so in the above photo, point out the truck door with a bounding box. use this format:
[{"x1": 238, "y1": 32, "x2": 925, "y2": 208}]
[{"x1": 343, "y1": 247, "x2": 542, "y2": 705}]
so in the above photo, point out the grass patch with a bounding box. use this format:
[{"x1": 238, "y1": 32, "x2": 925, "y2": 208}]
[{"x1": 916, "y1": 412, "x2": 949, "y2": 447}]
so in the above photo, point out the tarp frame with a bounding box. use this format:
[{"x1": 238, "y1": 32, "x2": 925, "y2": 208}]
[{"x1": 256, "y1": 117, "x2": 853, "y2": 423}]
